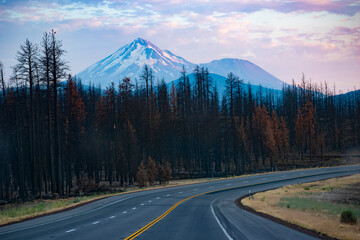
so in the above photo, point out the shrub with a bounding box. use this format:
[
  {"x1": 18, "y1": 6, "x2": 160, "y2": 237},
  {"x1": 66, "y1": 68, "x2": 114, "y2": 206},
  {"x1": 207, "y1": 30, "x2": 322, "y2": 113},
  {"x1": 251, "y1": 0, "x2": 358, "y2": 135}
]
[
  {"x1": 147, "y1": 157, "x2": 157, "y2": 186},
  {"x1": 136, "y1": 161, "x2": 147, "y2": 188},
  {"x1": 52, "y1": 193, "x2": 59, "y2": 199},
  {"x1": 341, "y1": 210, "x2": 357, "y2": 224},
  {"x1": 76, "y1": 177, "x2": 98, "y2": 193},
  {"x1": 164, "y1": 162, "x2": 172, "y2": 183},
  {"x1": 158, "y1": 164, "x2": 166, "y2": 185}
]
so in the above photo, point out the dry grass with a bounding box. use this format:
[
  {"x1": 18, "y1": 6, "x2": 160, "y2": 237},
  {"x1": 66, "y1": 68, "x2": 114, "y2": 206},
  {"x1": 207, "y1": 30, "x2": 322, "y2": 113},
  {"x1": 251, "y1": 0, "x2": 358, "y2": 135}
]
[
  {"x1": 0, "y1": 194, "x2": 108, "y2": 226},
  {"x1": 0, "y1": 175, "x2": 244, "y2": 226},
  {"x1": 1, "y1": 165, "x2": 359, "y2": 227},
  {"x1": 242, "y1": 174, "x2": 360, "y2": 240},
  {"x1": 0, "y1": 170, "x2": 294, "y2": 226}
]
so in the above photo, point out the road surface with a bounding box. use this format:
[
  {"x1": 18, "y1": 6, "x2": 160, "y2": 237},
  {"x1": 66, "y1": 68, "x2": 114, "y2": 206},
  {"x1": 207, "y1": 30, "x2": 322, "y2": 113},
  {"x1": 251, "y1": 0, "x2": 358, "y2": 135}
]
[{"x1": 1, "y1": 165, "x2": 359, "y2": 240}]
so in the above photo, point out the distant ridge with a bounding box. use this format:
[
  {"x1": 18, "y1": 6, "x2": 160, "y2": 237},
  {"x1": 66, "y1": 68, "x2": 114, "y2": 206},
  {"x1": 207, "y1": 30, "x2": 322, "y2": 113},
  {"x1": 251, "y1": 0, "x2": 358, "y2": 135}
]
[{"x1": 201, "y1": 58, "x2": 284, "y2": 90}]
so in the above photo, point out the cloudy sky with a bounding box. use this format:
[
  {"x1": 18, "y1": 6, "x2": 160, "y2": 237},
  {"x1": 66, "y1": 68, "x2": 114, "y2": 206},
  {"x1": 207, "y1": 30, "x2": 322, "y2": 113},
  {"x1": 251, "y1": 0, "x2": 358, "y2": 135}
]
[{"x1": 0, "y1": 0, "x2": 359, "y2": 92}]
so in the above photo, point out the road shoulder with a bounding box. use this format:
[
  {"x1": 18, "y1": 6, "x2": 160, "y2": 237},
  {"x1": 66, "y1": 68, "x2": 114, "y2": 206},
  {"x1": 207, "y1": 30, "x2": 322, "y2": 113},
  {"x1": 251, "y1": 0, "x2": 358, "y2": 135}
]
[{"x1": 239, "y1": 174, "x2": 360, "y2": 240}]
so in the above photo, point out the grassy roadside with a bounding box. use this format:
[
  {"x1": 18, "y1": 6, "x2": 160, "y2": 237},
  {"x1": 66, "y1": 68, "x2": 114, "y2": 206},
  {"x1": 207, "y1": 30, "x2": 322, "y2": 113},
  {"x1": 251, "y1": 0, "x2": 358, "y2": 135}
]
[
  {"x1": 242, "y1": 174, "x2": 360, "y2": 240},
  {"x1": 0, "y1": 169, "x2": 287, "y2": 226},
  {"x1": 0, "y1": 176, "x2": 236, "y2": 226},
  {"x1": 1, "y1": 165, "x2": 358, "y2": 227}
]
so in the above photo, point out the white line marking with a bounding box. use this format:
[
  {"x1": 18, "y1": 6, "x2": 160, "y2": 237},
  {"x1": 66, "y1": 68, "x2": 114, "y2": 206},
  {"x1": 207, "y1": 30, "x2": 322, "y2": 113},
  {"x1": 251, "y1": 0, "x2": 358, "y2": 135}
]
[
  {"x1": 148, "y1": 200, "x2": 152, "y2": 202},
  {"x1": 2, "y1": 168, "x2": 353, "y2": 236},
  {"x1": 156, "y1": 197, "x2": 160, "y2": 199},
  {"x1": 92, "y1": 221, "x2": 99, "y2": 224},
  {"x1": 0, "y1": 196, "x2": 134, "y2": 235},
  {"x1": 210, "y1": 199, "x2": 233, "y2": 240},
  {"x1": 132, "y1": 207, "x2": 136, "y2": 210},
  {"x1": 109, "y1": 216, "x2": 115, "y2": 219},
  {"x1": 123, "y1": 211, "x2": 127, "y2": 213},
  {"x1": 178, "y1": 191, "x2": 183, "y2": 193},
  {"x1": 166, "y1": 194, "x2": 170, "y2": 197},
  {"x1": 66, "y1": 229, "x2": 76, "y2": 233},
  {"x1": 140, "y1": 203, "x2": 144, "y2": 206}
]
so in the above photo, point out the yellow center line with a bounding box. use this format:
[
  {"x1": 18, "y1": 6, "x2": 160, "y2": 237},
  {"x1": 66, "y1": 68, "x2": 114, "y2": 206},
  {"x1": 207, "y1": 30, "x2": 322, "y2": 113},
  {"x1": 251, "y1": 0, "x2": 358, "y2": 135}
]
[{"x1": 124, "y1": 169, "x2": 357, "y2": 240}]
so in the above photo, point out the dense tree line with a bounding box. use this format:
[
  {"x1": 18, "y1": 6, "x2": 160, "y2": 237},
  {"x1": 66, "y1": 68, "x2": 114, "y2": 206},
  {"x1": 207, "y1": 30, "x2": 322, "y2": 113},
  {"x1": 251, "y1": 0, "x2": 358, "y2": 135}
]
[{"x1": 0, "y1": 33, "x2": 359, "y2": 201}]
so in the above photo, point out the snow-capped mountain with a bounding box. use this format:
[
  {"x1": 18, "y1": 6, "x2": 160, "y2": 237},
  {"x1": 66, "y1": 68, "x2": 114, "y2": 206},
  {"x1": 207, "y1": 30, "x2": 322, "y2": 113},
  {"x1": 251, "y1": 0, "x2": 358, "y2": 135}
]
[
  {"x1": 76, "y1": 38, "x2": 194, "y2": 86},
  {"x1": 76, "y1": 38, "x2": 286, "y2": 90},
  {"x1": 201, "y1": 59, "x2": 284, "y2": 90}
]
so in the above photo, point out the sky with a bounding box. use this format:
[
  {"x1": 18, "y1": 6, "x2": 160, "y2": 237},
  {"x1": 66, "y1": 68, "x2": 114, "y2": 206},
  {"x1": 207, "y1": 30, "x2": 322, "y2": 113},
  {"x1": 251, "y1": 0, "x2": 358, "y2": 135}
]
[{"x1": 0, "y1": 0, "x2": 359, "y2": 93}]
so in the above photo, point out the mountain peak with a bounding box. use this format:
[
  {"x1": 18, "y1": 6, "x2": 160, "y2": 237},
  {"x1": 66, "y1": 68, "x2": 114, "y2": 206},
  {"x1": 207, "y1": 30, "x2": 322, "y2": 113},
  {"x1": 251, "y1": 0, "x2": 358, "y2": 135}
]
[
  {"x1": 76, "y1": 38, "x2": 194, "y2": 85},
  {"x1": 123, "y1": 38, "x2": 159, "y2": 55},
  {"x1": 132, "y1": 37, "x2": 151, "y2": 46}
]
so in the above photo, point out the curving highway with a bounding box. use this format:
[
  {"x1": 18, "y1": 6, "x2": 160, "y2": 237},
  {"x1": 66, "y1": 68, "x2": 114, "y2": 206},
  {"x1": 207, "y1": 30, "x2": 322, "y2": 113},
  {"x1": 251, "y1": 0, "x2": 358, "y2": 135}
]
[{"x1": 1, "y1": 165, "x2": 359, "y2": 240}]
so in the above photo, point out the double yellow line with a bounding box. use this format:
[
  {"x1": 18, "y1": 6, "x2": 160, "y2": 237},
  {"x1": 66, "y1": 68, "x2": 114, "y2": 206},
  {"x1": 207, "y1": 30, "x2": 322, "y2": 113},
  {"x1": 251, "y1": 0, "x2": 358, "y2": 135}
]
[
  {"x1": 125, "y1": 192, "x2": 204, "y2": 240},
  {"x1": 124, "y1": 169, "x2": 358, "y2": 240}
]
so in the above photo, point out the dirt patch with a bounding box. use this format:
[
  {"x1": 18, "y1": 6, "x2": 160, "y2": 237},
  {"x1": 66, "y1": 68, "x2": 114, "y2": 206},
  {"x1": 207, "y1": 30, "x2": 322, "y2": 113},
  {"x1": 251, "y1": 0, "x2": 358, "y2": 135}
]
[
  {"x1": 241, "y1": 174, "x2": 360, "y2": 240},
  {"x1": 311, "y1": 182, "x2": 360, "y2": 205}
]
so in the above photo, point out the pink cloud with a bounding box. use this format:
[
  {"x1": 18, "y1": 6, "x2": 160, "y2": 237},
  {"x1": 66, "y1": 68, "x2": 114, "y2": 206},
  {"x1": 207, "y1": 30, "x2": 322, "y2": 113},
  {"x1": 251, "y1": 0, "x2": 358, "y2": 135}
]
[
  {"x1": 334, "y1": 26, "x2": 360, "y2": 35},
  {"x1": 56, "y1": 18, "x2": 107, "y2": 32}
]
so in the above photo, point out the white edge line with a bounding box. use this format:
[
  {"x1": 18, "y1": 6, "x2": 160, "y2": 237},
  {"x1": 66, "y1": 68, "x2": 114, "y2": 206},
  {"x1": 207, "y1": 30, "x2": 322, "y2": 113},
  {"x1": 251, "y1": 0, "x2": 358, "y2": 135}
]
[
  {"x1": 66, "y1": 229, "x2": 76, "y2": 233},
  {"x1": 2, "y1": 167, "x2": 358, "y2": 236},
  {"x1": 0, "y1": 196, "x2": 134, "y2": 236},
  {"x1": 210, "y1": 199, "x2": 233, "y2": 240}
]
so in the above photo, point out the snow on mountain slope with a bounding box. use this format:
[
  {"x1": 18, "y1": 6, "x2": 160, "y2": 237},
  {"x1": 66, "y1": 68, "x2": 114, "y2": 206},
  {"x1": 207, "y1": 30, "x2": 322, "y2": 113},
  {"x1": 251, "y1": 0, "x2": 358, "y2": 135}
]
[
  {"x1": 76, "y1": 38, "x2": 286, "y2": 90},
  {"x1": 201, "y1": 58, "x2": 285, "y2": 90},
  {"x1": 76, "y1": 38, "x2": 194, "y2": 86}
]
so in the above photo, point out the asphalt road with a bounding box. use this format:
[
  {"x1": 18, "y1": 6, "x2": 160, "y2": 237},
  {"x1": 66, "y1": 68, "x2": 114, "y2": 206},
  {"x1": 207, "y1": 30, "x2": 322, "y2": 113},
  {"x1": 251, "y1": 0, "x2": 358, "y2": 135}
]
[{"x1": 1, "y1": 165, "x2": 359, "y2": 240}]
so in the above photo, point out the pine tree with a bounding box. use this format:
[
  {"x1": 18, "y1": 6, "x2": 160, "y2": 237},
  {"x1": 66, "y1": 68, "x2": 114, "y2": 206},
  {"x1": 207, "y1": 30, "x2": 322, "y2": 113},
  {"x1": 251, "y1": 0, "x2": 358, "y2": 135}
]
[
  {"x1": 165, "y1": 162, "x2": 172, "y2": 184},
  {"x1": 225, "y1": 72, "x2": 240, "y2": 118},
  {"x1": 279, "y1": 116, "x2": 289, "y2": 164},
  {"x1": 158, "y1": 163, "x2": 166, "y2": 185},
  {"x1": 15, "y1": 38, "x2": 39, "y2": 195},
  {"x1": 64, "y1": 75, "x2": 86, "y2": 192},
  {"x1": 40, "y1": 31, "x2": 56, "y2": 194},
  {"x1": 50, "y1": 29, "x2": 68, "y2": 195},
  {"x1": 0, "y1": 61, "x2": 5, "y2": 99},
  {"x1": 170, "y1": 82, "x2": 177, "y2": 117},
  {"x1": 303, "y1": 98, "x2": 316, "y2": 161},
  {"x1": 136, "y1": 161, "x2": 147, "y2": 188},
  {"x1": 147, "y1": 156, "x2": 157, "y2": 186},
  {"x1": 295, "y1": 107, "x2": 305, "y2": 162}
]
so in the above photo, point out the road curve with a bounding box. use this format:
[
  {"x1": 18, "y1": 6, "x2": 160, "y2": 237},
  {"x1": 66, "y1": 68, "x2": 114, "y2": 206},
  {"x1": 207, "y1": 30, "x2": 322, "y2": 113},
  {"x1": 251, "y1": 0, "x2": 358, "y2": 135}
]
[{"x1": 1, "y1": 165, "x2": 359, "y2": 240}]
